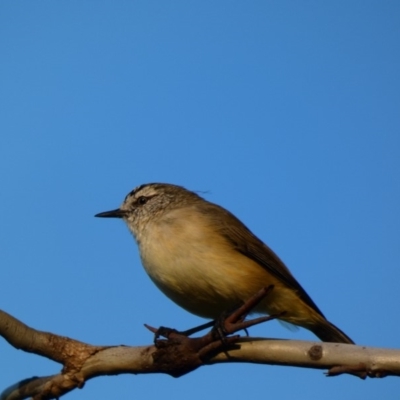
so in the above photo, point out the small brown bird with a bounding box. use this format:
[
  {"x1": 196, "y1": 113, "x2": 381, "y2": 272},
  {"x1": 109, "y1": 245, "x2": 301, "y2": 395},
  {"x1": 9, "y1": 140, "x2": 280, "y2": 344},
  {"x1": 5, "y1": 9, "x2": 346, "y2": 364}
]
[{"x1": 95, "y1": 183, "x2": 354, "y2": 344}]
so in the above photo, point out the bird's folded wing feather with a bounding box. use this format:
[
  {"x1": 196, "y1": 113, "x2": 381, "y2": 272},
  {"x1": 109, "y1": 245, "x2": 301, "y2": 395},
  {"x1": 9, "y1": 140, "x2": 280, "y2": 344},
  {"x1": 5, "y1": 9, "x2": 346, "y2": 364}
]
[{"x1": 204, "y1": 203, "x2": 326, "y2": 318}]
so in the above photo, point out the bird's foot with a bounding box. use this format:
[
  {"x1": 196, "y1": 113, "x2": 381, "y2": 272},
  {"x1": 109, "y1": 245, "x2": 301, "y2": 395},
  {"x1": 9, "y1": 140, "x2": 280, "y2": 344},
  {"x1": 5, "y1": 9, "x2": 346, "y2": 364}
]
[
  {"x1": 143, "y1": 286, "x2": 284, "y2": 377},
  {"x1": 144, "y1": 325, "x2": 179, "y2": 343},
  {"x1": 145, "y1": 285, "x2": 284, "y2": 345}
]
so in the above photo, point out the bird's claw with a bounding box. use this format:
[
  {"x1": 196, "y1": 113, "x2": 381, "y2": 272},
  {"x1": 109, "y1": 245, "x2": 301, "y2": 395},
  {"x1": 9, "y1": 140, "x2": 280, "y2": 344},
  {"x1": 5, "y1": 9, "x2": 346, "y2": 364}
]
[
  {"x1": 143, "y1": 287, "x2": 284, "y2": 376},
  {"x1": 145, "y1": 286, "x2": 283, "y2": 345}
]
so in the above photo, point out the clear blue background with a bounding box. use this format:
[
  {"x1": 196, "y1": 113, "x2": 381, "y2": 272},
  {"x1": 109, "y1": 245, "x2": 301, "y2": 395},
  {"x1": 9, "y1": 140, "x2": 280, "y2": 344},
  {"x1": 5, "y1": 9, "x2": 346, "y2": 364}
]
[{"x1": 1, "y1": 2, "x2": 399, "y2": 399}]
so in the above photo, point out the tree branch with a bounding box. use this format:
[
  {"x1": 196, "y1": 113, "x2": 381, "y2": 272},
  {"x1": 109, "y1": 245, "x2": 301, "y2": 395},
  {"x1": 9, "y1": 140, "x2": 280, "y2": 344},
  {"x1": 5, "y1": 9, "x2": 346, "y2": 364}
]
[{"x1": 1, "y1": 308, "x2": 399, "y2": 400}]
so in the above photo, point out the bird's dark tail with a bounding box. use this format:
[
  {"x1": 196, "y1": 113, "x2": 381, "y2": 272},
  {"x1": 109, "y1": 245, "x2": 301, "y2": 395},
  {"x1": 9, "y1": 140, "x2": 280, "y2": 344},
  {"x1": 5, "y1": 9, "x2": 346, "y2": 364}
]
[{"x1": 311, "y1": 320, "x2": 354, "y2": 344}]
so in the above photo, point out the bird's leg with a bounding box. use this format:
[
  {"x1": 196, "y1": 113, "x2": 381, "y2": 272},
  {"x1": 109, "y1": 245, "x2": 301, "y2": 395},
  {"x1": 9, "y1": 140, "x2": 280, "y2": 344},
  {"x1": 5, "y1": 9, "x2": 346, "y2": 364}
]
[
  {"x1": 213, "y1": 285, "x2": 285, "y2": 339},
  {"x1": 144, "y1": 321, "x2": 215, "y2": 344},
  {"x1": 143, "y1": 287, "x2": 286, "y2": 377},
  {"x1": 145, "y1": 286, "x2": 285, "y2": 345},
  {"x1": 181, "y1": 320, "x2": 215, "y2": 336}
]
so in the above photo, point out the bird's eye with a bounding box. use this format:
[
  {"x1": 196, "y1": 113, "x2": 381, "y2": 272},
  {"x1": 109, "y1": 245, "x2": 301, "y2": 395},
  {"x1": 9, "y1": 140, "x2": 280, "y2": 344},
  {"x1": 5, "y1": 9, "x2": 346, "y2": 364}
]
[{"x1": 138, "y1": 196, "x2": 148, "y2": 205}]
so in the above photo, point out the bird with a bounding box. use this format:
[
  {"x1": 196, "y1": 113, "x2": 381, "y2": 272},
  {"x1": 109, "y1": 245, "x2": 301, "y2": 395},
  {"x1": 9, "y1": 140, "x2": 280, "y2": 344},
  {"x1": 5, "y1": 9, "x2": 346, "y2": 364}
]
[{"x1": 95, "y1": 183, "x2": 354, "y2": 344}]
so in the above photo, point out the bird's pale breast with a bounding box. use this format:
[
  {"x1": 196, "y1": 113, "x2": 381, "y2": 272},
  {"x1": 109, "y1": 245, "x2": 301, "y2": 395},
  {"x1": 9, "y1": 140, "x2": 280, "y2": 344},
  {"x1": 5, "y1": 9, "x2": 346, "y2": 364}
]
[{"x1": 135, "y1": 208, "x2": 303, "y2": 319}]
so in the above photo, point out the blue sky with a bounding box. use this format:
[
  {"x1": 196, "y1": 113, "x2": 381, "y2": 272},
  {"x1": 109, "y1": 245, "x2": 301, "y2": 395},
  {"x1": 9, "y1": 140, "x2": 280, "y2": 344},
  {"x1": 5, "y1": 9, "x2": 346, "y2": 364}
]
[{"x1": 1, "y1": 1, "x2": 399, "y2": 399}]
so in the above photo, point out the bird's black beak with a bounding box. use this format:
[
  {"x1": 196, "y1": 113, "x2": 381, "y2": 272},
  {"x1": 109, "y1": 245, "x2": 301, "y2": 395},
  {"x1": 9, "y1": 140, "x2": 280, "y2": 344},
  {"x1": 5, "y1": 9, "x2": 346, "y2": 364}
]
[{"x1": 95, "y1": 208, "x2": 126, "y2": 218}]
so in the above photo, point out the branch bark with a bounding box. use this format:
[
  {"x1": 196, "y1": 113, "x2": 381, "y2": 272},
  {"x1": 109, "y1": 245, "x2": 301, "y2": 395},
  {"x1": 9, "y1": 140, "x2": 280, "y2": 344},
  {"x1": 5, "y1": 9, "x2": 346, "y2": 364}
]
[{"x1": 1, "y1": 309, "x2": 400, "y2": 400}]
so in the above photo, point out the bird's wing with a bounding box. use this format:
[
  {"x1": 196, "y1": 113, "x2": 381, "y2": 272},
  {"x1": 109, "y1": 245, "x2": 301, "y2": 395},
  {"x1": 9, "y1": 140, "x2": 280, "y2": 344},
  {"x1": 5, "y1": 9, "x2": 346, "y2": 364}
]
[{"x1": 203, "y1": 203, "x2": 325, "y2": 318}]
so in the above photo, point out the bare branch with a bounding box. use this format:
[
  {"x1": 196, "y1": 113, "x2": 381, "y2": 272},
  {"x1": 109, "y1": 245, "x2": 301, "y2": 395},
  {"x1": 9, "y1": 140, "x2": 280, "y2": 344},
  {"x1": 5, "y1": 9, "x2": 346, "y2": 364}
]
[
  {"x1": 211, "y1": 338, "x2": 400, "y2": 378},
  {"x1": 1, "y1": 308, "x2": 400, "y2": 400}
]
